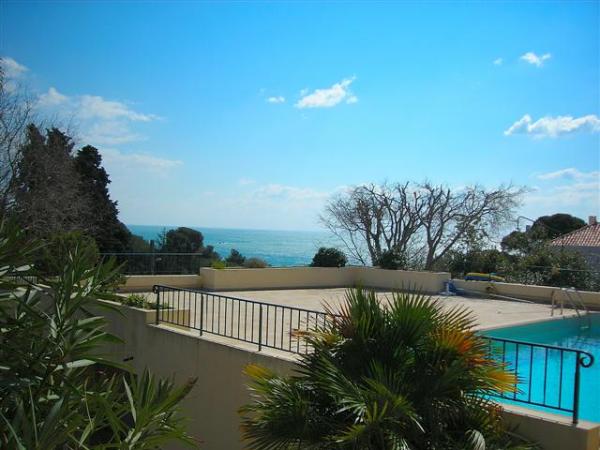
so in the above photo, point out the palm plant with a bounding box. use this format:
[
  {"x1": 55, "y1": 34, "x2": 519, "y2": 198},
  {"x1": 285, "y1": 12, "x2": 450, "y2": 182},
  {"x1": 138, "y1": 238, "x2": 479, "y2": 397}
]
[
  {"x1": 240, "y1": 288, "x2": 535, "y2": 450},
  {"x1": 0, "y1": 219, "x2": 197, "y2": 449}
]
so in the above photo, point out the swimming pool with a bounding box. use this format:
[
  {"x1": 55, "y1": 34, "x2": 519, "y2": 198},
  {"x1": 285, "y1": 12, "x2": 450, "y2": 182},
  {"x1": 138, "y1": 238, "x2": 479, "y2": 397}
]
[{"x1": 483, "y1": 314, "x2": 599, "y2": 423}]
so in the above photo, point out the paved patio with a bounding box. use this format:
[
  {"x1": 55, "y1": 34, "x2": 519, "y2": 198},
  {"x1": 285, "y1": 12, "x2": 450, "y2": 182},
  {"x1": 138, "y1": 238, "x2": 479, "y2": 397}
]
[{"x1": 213, "y1": 288, "x2": 573, "y2": 331}]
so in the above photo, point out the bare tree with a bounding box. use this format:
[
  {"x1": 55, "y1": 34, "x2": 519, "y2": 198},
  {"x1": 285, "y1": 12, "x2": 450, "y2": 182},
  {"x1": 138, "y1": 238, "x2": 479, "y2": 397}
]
[
  {"x1": 417, "y1": 182, "x2": 523, "y2": 269},
  {"x1": 321, "y1": 182, "x2": 425, "y2": 265},
  {"x1": 321, "y1": 181, "x2": 523, "y2": 269},
  {"x1": 0, "y1": 64, "x2": 34, "y2": 218}
]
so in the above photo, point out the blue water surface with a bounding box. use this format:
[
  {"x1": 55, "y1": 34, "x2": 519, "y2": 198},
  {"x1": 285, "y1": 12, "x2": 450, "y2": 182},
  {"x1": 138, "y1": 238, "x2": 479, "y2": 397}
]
[
  {"x1": 127, "y1": 225, "x2": 341, "y2": 267},
  {"x1": 484, "y1": 314, "x2": 600, "y2": 423}
]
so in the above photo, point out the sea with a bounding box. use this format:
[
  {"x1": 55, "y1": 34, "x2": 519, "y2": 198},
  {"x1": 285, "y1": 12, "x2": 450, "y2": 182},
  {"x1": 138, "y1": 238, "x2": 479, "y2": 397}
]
[{"x1": 127, "y1": 225, "x2": 341, "y2": 267}]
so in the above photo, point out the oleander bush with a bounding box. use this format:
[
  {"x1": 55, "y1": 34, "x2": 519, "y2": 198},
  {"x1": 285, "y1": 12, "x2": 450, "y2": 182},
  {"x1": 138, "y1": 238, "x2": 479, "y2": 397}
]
[{"x1": 0, "y1": 219, "x2": 197, "y2": 449}]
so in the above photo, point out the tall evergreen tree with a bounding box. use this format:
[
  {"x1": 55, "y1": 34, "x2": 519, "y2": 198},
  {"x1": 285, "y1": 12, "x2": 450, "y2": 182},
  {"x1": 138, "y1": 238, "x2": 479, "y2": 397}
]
[
  {"x1": 74, "y1": 145, "x2": 131, "y2": 252},
  {"x1": 14, "y1": 125, "x2": 88, "y2": 236}
]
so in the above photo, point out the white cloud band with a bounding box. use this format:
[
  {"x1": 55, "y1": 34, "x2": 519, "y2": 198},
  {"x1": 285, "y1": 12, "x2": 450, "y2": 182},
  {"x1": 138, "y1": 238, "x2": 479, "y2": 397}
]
[{"x1": 504, "y1": 114, "x2": 600, "y2": 138}]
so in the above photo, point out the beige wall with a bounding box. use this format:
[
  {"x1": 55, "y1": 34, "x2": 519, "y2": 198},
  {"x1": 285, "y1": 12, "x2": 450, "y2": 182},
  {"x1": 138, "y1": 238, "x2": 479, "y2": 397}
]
[
  {"x1": 452, "y1": 279, "x2": 600, "y2": 309},
  {"x1": 502, "y1": 405, "x2": 599, "y2": 450},
  {"x1": 121, "y1": 274, "x2": 202, "y2": 292},
  {"x1": 98, "y1": 301, "x2": 296, "y2": 450},
  {"x1": 200, "y1": 266, "x2": 450, "y2": 294}
]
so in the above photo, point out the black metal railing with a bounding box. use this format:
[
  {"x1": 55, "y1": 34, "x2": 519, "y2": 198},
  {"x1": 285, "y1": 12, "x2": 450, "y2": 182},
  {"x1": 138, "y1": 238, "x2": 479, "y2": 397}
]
[
  {"x1": 483, "y1": 336, "x2": 594, "y2": 424},
  {"x1": 152, "y1": 285, "x2": 595, "y2": 423},
  {"x1": 152, "y1": 285, "x2": 332, "y2": 353}
]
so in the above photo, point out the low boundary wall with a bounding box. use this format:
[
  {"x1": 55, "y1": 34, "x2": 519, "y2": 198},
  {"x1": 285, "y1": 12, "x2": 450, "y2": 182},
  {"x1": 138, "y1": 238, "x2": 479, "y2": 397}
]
[
  {"x1": 199, "y1": 266, "x2": 449, "y2": 294},
  {"x1": 121, "y1": 274, "x2": 202, "y2": 292}
]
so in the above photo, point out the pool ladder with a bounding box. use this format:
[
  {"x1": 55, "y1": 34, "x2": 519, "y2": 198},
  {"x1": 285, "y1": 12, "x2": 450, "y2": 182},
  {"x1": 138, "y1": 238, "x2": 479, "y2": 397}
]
[{"x1": 551, "y1": 287, "x2": 591, "y2": 329}]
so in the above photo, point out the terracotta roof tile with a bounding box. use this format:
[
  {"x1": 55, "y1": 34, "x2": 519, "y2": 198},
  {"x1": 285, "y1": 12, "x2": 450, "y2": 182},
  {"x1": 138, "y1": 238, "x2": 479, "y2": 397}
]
[{"x1": 550, "y1": 223, "x2": 600, "y2": 248}]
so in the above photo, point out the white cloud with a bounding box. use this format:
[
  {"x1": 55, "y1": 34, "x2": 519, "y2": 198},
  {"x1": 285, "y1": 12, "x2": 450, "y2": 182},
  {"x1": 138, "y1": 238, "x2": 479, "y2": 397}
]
[
  {"x1": 266, "y1": 96, "x2": 285, "y2": 104},
  {"x1": 520, "y1": 52, "x2": 551, "y2": 67},
  {"x1": 252, "y1": 183, "x2": 330, "y2": 202},
  {"x1": 83, "y1": 121, "x2": 144, "y2": 146},
  {"x1": 504, "y1": 114, "x2": 600, "y2": 138},
  {"x1": 238, "y1": 177, "x2": 256, "y2": 186},
  {"x1": 37, "y1": 87, "x2": 68, "y2": 107},
  {"x1": 79, "y1": 95, "x2": 159, "y2": 122},
  {"x1": 493, "y1": 57, "x2": 503, "y2": 66},
  {"x1": 524, "y1": 182, "x2": 599, "y2": 213},
  {"x1": 101, "y1": 148, "x2": 182, "y2": 171},
  {"x1": 35, "y1": 89, "x2": 160, "y2": 145},
  {"x1": 537, "y1": 168, "x2": 600, "y2": 181},
  {"x1": 295, "y1": 77, "x2": 357, "y2": 109},
  {"x1": 0, "y1": 57, "x2": 28, "y2": 78},
  {"x1": 523, "y1": 168, "x2": 600, "y2": 219}
]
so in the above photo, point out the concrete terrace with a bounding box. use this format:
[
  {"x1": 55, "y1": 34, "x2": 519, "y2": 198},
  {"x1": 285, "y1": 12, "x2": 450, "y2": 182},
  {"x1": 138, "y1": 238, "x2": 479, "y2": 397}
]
[{"x1": 213, "y1": 287, "x2": 575, "y2": 331}]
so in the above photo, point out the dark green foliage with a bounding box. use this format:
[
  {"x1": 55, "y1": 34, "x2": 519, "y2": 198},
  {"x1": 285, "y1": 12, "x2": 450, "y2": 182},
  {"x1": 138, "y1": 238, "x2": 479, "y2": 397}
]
[
  {"x1": 376, "y1": 249, "x2": 407, "y2": 270},
  {"x1": 226, "y1": 248, "x2": 246, "y2": 266},
  {"x1": 74, "y1": 145, "x2": 131, "y2": 252},
  {"x1": 501, "y1": 230, "x2": 532, "y2": 254},
  {"x1": 529, "y1": 213, "x2": 586, "y2": 240},
  {"x1": 11, "y1": 126, "x2": 132, "y2": 252},
  {"x1": 37, "y1": 230, "x2": 100, "y2": 275},
  {"x1": 240, "y1": 288, "x2": 535, "y2": 450},
  {"x1": 443, "y1": 249, "x2": 508, "y2": 278},
  {"x1": 121, "y1": 293, "x2": 149, "y2": 308},
  {"x1": 160, "y1": 227, "x2": 204, "y2": 253},
  {"x1": 502, "y1": 213, "x2": 586, "y2": 254},
  {"x1": 0, "y1": 219, "x2": 197, "y2": 449},
  {"x1": 443, "y1": 213, "x2": 597, "y2": 291},
  {"x1": 510, "y1": 247, "x2": 592, "y2": 290},
  {"x1": 14, "y1": 125, "x2": 88, "y2": 236},
  {"x1": 128, "y1": 234, "x2": 153, "y2": 252},
  {"x1": 310, "y1": 247, "x2": 347, "y2": 268},
  {"x1": 244, "y1": 257, "x2": 269, "y2": 268}
]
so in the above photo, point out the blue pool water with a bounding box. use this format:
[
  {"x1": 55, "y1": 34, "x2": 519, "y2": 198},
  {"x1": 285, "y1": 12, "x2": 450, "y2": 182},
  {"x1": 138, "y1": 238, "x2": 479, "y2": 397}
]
[{"x1": 484, "y1": 314, "x2": 600, "y2": 423}]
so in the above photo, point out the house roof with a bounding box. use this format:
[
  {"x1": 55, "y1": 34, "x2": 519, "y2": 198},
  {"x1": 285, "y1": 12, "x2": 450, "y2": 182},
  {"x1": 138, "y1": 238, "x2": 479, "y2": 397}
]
[{"x1": 550, "y1": 223, "x2": 600, "y2": 248}]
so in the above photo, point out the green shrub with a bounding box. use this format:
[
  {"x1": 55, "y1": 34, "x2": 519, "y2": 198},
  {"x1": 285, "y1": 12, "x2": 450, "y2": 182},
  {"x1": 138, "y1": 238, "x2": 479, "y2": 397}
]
[
  {"x1": 244, "y1": 257, "x2": 268, "y2": 268},
  {"x1": 310, "y1": 247, "x2": 347, "y2": 267},
  {"x1": 211, "y1": 260, "x2": 227, "y2": 269},
  {"x1": 37, "y1": 231, "x2": 100, "y2": 275},
  {"x1": 225, "y1": 248, "x2": 246, "y2": 266},
  {"x1": 121, "y1": 293, "x2": 148, "y2": 308},
  {"x1": 0, "y1": 219, "x2": 196, "y2": 448},
  {"x1": 377, "y1": 249, "x2": 407, "y2": 270}
]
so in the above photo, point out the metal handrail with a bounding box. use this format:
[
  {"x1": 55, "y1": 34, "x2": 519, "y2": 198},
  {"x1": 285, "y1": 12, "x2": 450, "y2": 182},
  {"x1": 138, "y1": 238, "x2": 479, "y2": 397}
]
[
  {"x1": 560, "y1": 287, "x2": 591, "y2": 329},
  {"x1": 483, "y1": 335, "x2": 594, "y2": 424},
  {"x1": 153, "y1": 284, "x2": 595, "y2": 424},
  {"x1": 152, "y1": 284, "x2": 332, "y2": 354}
]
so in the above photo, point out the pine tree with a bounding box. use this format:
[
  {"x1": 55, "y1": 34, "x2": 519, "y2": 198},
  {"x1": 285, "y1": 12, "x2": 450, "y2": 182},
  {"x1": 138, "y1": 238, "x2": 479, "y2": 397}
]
[
  {"x1": 74, "y1": 145, "x2": 131, "y2": 252},
  {"x1": 14, "y1": 125, "x2": 88, "y2": 236}
]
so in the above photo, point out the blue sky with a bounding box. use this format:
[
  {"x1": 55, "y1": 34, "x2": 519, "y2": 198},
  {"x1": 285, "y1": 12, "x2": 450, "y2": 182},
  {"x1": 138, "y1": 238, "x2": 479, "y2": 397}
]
[{"x1": 1, "y1": 1, "x2": 598, "y2": 230}]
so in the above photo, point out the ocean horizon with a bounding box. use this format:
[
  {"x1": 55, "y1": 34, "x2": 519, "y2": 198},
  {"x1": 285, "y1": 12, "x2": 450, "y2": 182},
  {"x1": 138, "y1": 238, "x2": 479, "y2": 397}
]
[{"x1": 127, "y1": 224, "x2": 341, "y2": 267}]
